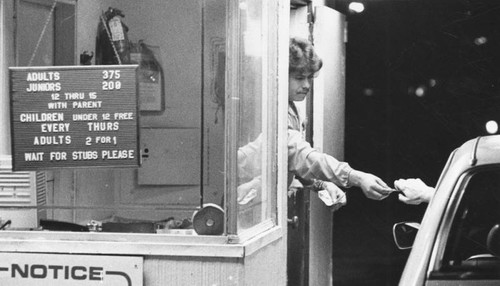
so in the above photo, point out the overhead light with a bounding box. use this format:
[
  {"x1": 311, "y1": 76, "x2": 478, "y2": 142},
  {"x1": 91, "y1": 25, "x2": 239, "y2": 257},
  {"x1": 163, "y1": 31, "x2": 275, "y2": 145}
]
[
  {"x1": 415, "y1": 85, "x2": 426, "y2": 97},
  {"x1": 429, "y1": 79, "x2": 437, "y2": 87},
  {"x1": 485, "y1": 120, "x2": 498, "y2": 134},
  {"x1": 349, "y1": 2, "x2": 365, "y2": 13},
  {"x1": 363, "y1": 88, "x2": 374, "y2": 96},
  {"x1": 474, "y1": 36, "x2": 487, "y2": 46}
]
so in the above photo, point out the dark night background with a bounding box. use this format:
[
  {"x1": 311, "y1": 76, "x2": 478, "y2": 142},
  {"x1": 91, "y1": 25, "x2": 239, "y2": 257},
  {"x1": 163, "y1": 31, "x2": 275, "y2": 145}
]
[{"x1": 327, "y1": 0, "x2": 500, "y2": 285}]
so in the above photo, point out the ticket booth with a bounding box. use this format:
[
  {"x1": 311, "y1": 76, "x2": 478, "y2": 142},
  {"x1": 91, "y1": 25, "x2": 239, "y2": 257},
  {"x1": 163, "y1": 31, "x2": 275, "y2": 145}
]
[
  {"x1": 0, "y1": 0, "x2": 346, "y2": 285},
  {"x1": 0, "y1": 0, "x2": 290, "y2": 285}
]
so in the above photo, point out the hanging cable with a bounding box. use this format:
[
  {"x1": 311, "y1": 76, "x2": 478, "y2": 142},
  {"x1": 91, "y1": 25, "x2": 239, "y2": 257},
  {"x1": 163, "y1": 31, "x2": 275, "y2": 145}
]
[{"x1": 27, "y1": 0, "x2": 58, "y2": 66}]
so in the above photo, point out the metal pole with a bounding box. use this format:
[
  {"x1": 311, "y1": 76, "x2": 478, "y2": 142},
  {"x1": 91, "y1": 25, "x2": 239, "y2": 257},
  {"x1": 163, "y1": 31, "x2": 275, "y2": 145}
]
[{"x1": 0, "y1": 0, "x2": 13, "y2": 169}]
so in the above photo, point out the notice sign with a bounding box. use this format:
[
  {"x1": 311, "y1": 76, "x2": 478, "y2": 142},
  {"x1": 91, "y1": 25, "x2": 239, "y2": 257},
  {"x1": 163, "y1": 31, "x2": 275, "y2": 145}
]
[
  {"x1": 9, "y1": 65, "x2": 140, "y2": 171},
  {"x1": 0, "y1": 252, "x2": 143, "y2": 286}
]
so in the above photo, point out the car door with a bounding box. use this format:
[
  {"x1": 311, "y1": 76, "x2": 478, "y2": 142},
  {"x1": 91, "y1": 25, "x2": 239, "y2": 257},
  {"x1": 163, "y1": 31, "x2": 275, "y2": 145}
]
[{"x1": 426, "y1": 168, "x2": 500, "y2": 286}]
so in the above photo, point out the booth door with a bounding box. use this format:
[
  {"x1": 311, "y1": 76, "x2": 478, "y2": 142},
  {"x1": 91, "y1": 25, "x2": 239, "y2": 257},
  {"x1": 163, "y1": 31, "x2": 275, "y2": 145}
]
[
  {"x1": 287, "y1": 5, "x2": 346, "y2": 286},
  {"x1": 287, "y1": 5, "x2": 312, "y2": 286},
  {"x1": 287, "y1": 188, "x2": 310, "y2": 286}
]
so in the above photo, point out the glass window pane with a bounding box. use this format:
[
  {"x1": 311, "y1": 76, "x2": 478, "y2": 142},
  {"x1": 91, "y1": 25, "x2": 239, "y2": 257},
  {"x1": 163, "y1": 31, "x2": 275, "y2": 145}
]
[
  {"x1": 2, "y1": 0, "x2": 225, "y2": 237},
  {"x1": 234, "y1": 0, "x2": 277, "y2": 232},
  {"x1": 3, "y1": 0, "x2": 280, "y2": 239},
  {"x1": 439, "y1": 169, "x2": 500, "y2": 279}
]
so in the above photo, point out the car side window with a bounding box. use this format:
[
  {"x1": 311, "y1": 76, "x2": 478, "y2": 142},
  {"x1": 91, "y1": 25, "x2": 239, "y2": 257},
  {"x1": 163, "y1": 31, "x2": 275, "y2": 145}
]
[{"x1": 439, "y1": 169, "x2": 500, "y2": 279}]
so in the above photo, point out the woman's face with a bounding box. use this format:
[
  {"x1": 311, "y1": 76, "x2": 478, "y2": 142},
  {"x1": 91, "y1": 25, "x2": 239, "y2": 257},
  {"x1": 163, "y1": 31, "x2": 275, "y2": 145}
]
[{"x1": 289, "y1": 72, "x2": 313, "y2": 102}]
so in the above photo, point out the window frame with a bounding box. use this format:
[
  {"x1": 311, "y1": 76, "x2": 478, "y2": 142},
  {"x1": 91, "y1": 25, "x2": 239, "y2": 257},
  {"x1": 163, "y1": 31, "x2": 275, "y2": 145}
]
[
  {"x1": 0, "y1": 0, "x2": 288, "y2": 250},
  {"x1": 224, "y1": 0, "x2": 281, "y2": 240},
  {"x1": 428, "y1": 166, "x2": 500, "y2": 281}
]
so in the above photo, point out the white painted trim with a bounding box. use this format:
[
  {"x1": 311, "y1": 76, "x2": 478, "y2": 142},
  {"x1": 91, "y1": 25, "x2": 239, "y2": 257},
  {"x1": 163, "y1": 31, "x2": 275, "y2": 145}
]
[
  {"x1": 229, "y1": 219, "x2": 275, "y2": 244},
  {"x1": 244, "y1": 225, "x2": 283, "y2": 256},
  {"x1": 0, "y1": 225, "x2": 284, "y2": 258},
  {"x1": 0, "y1": 0, "x2": 13, "y2": 164}
]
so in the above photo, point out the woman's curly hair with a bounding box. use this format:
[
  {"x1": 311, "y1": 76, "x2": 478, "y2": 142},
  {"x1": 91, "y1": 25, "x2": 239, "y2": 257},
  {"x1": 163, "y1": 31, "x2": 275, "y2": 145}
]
[{"x1": 289, "y1": 37, "x2": 323, "y2": 75}]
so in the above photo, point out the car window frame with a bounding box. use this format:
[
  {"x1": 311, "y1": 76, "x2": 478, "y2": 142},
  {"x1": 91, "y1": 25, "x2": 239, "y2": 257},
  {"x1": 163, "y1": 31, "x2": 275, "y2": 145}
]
[{"x1": 428, "y1": 165, "x2": 500, "y2": 281}]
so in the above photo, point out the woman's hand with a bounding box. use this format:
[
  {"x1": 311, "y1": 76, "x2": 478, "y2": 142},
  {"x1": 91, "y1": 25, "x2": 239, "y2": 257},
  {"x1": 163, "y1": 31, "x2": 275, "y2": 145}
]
[
  {"x1": 318, "y1": 181, "x2": 347, "y2": 212},
  {"x1": 350, "y1": 170, "x2": 394, "y2": 200}
]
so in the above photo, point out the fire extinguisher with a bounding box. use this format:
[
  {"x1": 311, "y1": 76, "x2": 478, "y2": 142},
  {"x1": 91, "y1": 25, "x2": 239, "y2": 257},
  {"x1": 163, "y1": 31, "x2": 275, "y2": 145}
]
[{"x1": 96, "y1": 7, "x2": 131, "y2": 65}]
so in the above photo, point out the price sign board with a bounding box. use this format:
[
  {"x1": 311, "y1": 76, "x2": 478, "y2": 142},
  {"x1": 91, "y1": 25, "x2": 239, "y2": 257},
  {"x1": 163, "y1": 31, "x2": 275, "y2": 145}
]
[{"x1": 10, "y1": 65, "x2": 140, "y2": 171}]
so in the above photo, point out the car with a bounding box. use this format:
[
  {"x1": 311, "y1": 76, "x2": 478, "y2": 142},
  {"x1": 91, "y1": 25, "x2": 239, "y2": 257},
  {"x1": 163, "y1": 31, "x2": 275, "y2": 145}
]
[{"x1": 393, "y1": 135, "x2": 500, "y2": 286}]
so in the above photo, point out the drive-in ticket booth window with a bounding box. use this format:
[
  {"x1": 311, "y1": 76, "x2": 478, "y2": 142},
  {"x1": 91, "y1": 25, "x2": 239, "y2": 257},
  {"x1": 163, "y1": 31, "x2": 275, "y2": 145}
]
[{"x1": 0, "y1": 0, "x2": 289, "y2": 285}]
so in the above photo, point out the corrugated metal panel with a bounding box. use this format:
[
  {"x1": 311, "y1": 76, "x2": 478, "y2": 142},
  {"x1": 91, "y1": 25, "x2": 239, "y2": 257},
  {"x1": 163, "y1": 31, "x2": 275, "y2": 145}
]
[
  {"x1": 0, "y1": 171, "x2": 35, "y2": 205},
  {"x1": 36, "y1": 171, "x2": 47, "y2": 221},
  {"x1": 36, "y1": 171, "x2": 47, "y2": 206}
]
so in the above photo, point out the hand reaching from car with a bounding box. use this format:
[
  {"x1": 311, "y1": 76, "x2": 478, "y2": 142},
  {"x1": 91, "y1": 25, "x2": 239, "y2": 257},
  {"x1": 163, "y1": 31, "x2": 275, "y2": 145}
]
[{"x1": 394, "y1": 178, "x2": 434, "y2": 205}]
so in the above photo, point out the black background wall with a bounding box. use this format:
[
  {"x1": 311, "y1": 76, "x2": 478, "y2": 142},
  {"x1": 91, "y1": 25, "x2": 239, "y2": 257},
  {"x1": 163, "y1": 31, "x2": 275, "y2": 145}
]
[{"x1": 330, "y1": 0, "x2": 500, "y2": 285}]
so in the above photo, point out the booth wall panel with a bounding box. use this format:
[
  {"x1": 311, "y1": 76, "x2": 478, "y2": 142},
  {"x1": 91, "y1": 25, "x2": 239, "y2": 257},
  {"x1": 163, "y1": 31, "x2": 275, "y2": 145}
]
[{"x1": 144, "y1": 256, "x2": 243, "y2": 286}]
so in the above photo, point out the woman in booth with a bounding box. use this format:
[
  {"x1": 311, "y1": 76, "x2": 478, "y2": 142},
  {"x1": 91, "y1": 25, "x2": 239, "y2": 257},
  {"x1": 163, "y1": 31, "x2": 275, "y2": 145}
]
[{"x1": 237, "y1": 37, "x2": 394, "y2": 210}]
